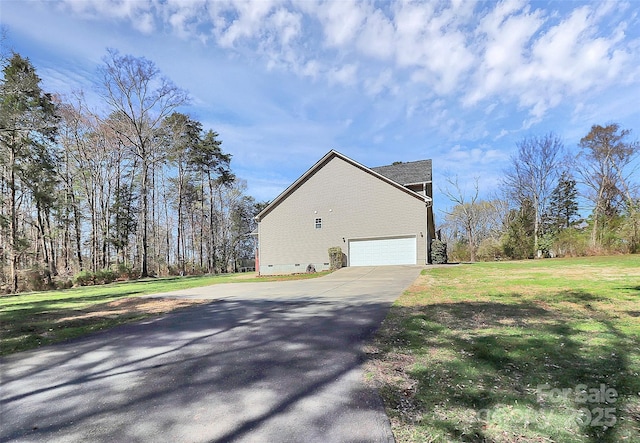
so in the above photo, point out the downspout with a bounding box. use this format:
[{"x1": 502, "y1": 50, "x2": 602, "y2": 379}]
[
  {"x1": 424, "y1": 182, "x2": 432, "y2": 265},
  {"x1": 254, "y1": 216, "x2": 261, "y2": 275}
]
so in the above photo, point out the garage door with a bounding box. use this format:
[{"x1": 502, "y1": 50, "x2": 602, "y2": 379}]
[{"x1": 349, "y1": 237, "x2": 416, "y2": 266}]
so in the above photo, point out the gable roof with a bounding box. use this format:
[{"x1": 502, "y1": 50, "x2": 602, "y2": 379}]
[
  {"x1": 371, "y1": 159, "x2": 432, "y2": 185},
  {"x1": 255, "y1": 150, "x2": 431, "y2": 222}
]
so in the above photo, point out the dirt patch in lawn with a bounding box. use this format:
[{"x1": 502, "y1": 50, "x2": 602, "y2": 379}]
[
  {"x1": 54, "y1": 297, "x2": 211, "y2": 324},
  {"x1": 1, "y1": 297, "x2": 212, "y2": 355}
]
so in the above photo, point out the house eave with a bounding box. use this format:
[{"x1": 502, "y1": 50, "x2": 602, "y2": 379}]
[{"x1": 404, "y1": 180, "x2": 433, "y2": 186}]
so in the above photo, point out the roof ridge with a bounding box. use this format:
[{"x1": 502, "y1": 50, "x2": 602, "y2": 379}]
[{"x1": 372, "y1": 158, "x2": 432, "y2": 168}]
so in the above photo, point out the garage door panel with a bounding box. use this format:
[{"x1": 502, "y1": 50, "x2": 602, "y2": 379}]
[{"x1": 349, "y1": 237, "x2": 416, "y2": 266}]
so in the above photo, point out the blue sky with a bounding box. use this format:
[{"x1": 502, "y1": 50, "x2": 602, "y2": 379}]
[{"x1": 2, "y1": 0, "x2": 640, "y2": 221}]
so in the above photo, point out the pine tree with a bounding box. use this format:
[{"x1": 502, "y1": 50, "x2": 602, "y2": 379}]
[
  {"x1": 0, "y1": 53, "x2": 58, "y2": 293},
  {"x1": 548, "y1": 172, "x2": 580, "y2": 231}
]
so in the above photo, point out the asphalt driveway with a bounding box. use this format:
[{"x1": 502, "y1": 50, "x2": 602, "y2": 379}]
[{"x1": 0, "y1": 266, "x2": 422, "y2": 443}]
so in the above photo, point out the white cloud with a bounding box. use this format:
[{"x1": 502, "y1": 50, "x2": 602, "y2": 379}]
[
  {"x1": 136, "y1": 12, "x2": 156, "y2": 34},
  {"x1": 466, "y1": 1, "x2": 637, "y2": 122},
  {"x1": 465, "y1": 2, "x2": 544, "y2": 106},
  {"x1": 393, "y1": 0, "x2": 477, "y2": 93},
  {"x1": 532, "y1": 5, "x2": 628, "y2": 91},
  {"x1": 494, "y1": 129, "x2": 510, "y2": 140},
  {"x1": 214, "y1": 0, "x2": 278, "y2": 47},
  {"x1": 300, "y1": 59, "x2": 321, "y2": 78},
  {"x1": 445, "y1": 144, "x2": 507, "y2": 166},
  {"x1": 164, "y1": 0, "x2": 206, "y2": 39},
  {"x1": 61, "y1": 0, "x2": 157, "y2": 33},
  {"x1": 270, "y1": 8, "x2": 301, "y2": 46},
  {"x1": 315, "y1": 0, "x2": 366, "y2": 48},
  {"x1": 363, "y1": 69, "x2": 394, "y2": 96},
  {"x1": 356, "y1": 9, "x2": 395, "y2": 60},
  {"x1": 328, "y1": 63, "x2": 358, "y2": 86},
  {"x1": 51, "y1": 0, "x2": 639, "y2": 125}
]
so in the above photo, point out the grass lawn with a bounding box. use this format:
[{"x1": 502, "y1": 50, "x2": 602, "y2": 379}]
[
  {"x1": 0, "y1": 271, "x2": 329, "y2": 356},
  {"x1": 366, "y1": 255, "x2": 640, "y2": 443}
]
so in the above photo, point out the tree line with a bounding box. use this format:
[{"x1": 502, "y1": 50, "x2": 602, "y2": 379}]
[
  {"x1": 1, "y1": 50, "x2": 263, "y2": 294},
  {"x1": 439, "y1": 127, "x2": 639, "y2": 262}
]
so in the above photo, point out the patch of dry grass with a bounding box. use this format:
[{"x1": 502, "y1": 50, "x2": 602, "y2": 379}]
[{"x1": 53, "y1": 297, "x2": 209, "y2": 323}]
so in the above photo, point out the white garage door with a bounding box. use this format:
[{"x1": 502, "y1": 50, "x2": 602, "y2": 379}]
[{"x1": 349, "y1": 237, "x2": 417, "y2": 266}]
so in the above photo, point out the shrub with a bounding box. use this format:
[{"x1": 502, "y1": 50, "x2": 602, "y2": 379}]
[
  {"x1": 74, "y1": 270, "x2": 94, "y2": 286},
  {"x1": 620, "y1": 211, "x2": 640, "y2": 253},
  {"x1": 501, "y1": 232, "x2": 534, "y2": 260},
  {"x1": 431, "y1": 239, "x2": 448, "y2": 264},
  {"x1": 476, "y1": 238, "x2": 504, "y2": 261},
  {"x1": 183, "y1": 262, "x2": 207, "y2": 276},
  {"x1": 24, "y1": 266, "x2": 53, "y2": 292},
  {"x1": 56, "y1": 279, "x2": 74, "y2": 290},
  {"x1": 167, "y1": 265, "x2": 181, "y2": 276},
  {"x1": 116, "y1": 263, "x2": 137, "y2": 280},
  {"x1": 552, "y1": 228, "x2": 589, "y2": 257},
  {"x1": 449, "y1": 240, "x2": 470, "y2": 263},
  {"x1": 328, "y1": 247, "x2": 344, "y2": 270},
  {"x1": 94, "y1": 269, "x2": 117, "y2": 285}
]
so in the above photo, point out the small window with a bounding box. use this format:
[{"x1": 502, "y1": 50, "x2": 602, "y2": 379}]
[{"x1": 315, "y1": 218, "x2": 322, "y2": 229}]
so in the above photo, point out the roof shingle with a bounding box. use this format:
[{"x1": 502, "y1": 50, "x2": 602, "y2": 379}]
[{"x1": 371, "y1": 159, "x2": 432, "y2": 185}]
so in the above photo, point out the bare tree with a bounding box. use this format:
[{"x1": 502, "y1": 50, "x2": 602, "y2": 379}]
[
  {"x1": 502, "y1": 133, "x2": 564, "y2": 256},
  {"x1": 576, "y1": 123, "x2": 639, "y2": 248},
  {"x1": 440, "y1": 176, "x2": 482, "y2": 262},
  {"x1": 56, "y1": 95, "x2": 88, "y2": 273},
  {"x1": 98, "y1": 49, "x2": 188, "y2": 277}
]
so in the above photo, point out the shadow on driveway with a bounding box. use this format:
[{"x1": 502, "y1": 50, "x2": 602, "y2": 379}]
[{"x1": 2, "y1": 296, "x2": 397, "y2": 442}]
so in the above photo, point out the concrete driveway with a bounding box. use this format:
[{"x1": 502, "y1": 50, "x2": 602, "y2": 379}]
[{"x1": 0, "y1": 266, "x2": 422, "y2": 443}]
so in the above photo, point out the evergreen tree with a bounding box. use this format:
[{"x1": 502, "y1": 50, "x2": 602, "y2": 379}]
[
  {"x1": 162, "y1": 112, "x2": 201, "y2": 275},
  {"x1": 189, "y1": 130, "x2": 234, "y2": 272},
  {"x1": 0, "y1": 53, "x2": 58, "y2": 292},
  {"x1": 548, "y1": 172, "x2": 580, "y2": 230},
  {"x1": 502, "y1": 199, "x2": 535, "y2": 259},
  {"x1": 109, "y1": 183, "x2": 138, "y2": 265}
]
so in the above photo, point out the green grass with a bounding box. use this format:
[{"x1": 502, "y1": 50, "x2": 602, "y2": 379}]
[
  {"x1": 367, "y1": 255, "x2": 640, "y2": 443},
  {"x1": 0, "y1": 271, "x2": 329, "y2": 355}
]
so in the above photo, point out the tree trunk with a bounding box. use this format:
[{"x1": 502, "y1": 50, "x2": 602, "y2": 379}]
[
  {"x1": 36, "y1": 201, "x2": 52, "y2": 287},
  {"x1": 90, "y1": 190, "x2": 98, "y2": 272},
  {"x1": 177, "y1": 166, "x2": 184, "y2": 275},
  {"x1": 141, "y1": 161, "x2": 149, "y2": 278},
  {"x1": 592, "y1": 184, "x2": 606, "y2": 248},
  {"x1": 533, "y1": 195, "x2": 540, "y2": 257},
  {"x1": 208, "y1": 175, "x2": 217, "y2": 273},
  {"x1": 9, "y1": 142, "x2": 18, "y2": 293},
  {"x1": 467, "y1": 224, "x2": 476, "y2": 262},
  {"x1": 45, "y1": 208, "x2": 57, "y2": 277},
  {"x1": 164, "y1": 195, "x2": 171, "y2": 273},
  {"x1": 152, "y1": 167, "x2": 159, "y2": 276},
  {"x1": 199, "y1": 188, "x2": 205, "y2": 271},
  {"x1": 73, "y1": 195, "x2": 83, "y2": 271}
]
